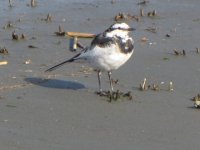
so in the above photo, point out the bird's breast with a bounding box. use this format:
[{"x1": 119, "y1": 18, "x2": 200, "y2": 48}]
[{"x1": 84, "y1": 43, "x2": 133, "y2": 71}]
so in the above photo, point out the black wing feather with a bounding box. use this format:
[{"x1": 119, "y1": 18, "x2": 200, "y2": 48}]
[{"x1": 91, "y1": 33, "x2": 115, "y2": 48}]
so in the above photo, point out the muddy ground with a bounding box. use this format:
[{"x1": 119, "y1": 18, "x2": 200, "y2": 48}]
[{"x1": 0, "y1": 0, "x2": 200, "y2": 149}]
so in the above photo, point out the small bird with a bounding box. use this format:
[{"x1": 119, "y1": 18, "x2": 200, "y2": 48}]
[{"x1": 45, "y1": 22, "x2": 135, "y2": 94}]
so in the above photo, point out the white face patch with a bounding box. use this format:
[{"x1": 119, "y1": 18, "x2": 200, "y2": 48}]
[
  {"x1": 111, "y1": 23, "x2": 130, "y2": 30},
  {"x1": 105, "y1": 23, "x2": 132, "y2": 39},
  {"x1": 106, "y1": 30, "x2": 128, "y2": 38}
]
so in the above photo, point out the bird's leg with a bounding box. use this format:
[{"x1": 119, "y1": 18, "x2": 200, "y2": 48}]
[
  {"x1": 107, "y1": 71, "x2": 114, "y2": 101},
  {"x1": 97, "y1": 71, "x2": 102, "y2": 93},
  {"x1": 108, "y1": 71, "x2": 114, "y2": 92}
]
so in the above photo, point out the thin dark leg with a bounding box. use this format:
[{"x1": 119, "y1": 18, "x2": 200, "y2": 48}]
[
  {"x1": 108, "y1": 71, "x2": 114, "y2": 92},
  {"x1": 97, "y1": 71, "x2": 102, "y2": 92}
]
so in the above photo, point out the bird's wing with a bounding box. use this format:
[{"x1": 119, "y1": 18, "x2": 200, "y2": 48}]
[
  {"x1": 45, "y1": 34, "x2": 115, "y2": 72},
  {"x1": 90, "y1": 33, "x2": 115, "y2": 48}
]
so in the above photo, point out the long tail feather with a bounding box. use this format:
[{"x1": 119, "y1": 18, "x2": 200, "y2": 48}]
[{"x1": 45, "y1": 53, "x2": 81, "y2": 72}]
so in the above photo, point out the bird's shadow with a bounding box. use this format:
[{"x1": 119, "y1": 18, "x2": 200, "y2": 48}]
[{"x1": 25, "y1": 77, "x2": 86, "y2": 90}]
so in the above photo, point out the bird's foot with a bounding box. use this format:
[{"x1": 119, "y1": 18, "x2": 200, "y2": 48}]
[
  {"x1": 95, "y1": 90, "x2": 133, "y2": 102},
  {"x1": 95, "y1": 91, "x2": 108, "y2": 96},
  {"x1": 95, "y1": 90, "x2": 122, "y2": 102}
]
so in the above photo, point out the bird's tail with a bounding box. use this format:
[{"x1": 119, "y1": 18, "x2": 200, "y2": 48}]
[{"x1": 45, "y1": 53, "x2": 81, "y2": 72}]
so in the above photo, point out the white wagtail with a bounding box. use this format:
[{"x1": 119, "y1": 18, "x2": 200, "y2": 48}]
[{"x1": 46, "y1": 22, "x2": 135, "y2": 94}]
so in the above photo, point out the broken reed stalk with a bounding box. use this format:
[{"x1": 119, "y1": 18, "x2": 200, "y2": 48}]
[
  {"x1": 12, "y1": 31, "x2": 26, "y2": 40},
  {"x1": 140, "y1": 8, "x2": 144, "y2": 17},
  {"x1": 182, "y1": 49, "x2": 186, "y2": 56},
  {"x1": 12, "y1": 31, "x2": 19, "y2": 40},
  {"x1": 54, "y1": 25, "x2": 65, "y2": 36},
  {"x1": 66, "y1": 32, "x2": 96, "y2": 38},
  {"x1": 192, "y1": 94, "x2": 200, "y2": 108},
  {"x1": 140, "y1": 78, "x2": 147, "y2": 91},
  {"x1": 73, "y1": 37, "x2": 78, "y2": 51},
  {"x1": 59, "y1": 25, "x2": 63, "y2": 33},
  {"x1": 173, "y1": 49, "x2": 186, "y2": 56},
  {"x1": 0, "y1": 61, "x2": 8, "y2": 65},
  {"x1": 152, "y1": 83, "x2": 159, "y2": 91},
  {"x1": 31, "y1": 0, "x2": 35, "y2": 7},
  {"x1": 9, "y1": 0, "x2": 12, "y2": 7},
  {"x1": 152, "y1": 10, "x2": 157, "y2": 16},
  {"x1": 147, "y1": 10, "x2": 157, "y2": 17},
  {"x1": 196, "y1": 48, "x2": 199, "y2": 53},
  {"x1": 139, "y1": 78, "x2": 174, "y2": 92},
  {"x1": 46, "y1": 13, "x2": 52, "y2": 22},
  {"x1": 168, "y1": 81, "x2": 173, "y2": 91}
]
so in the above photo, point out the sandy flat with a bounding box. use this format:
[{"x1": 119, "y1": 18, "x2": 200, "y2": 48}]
[{"x1": 0, "y1": 0, "x2": 200, "y2": 149}]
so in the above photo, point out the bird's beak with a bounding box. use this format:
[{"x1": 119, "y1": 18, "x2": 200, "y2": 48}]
[{"x1": 127, "y1": 27, "x2": 136, "y2": 31}]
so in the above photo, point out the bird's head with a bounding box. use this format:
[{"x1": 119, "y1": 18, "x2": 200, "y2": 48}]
[{"x1": 104, "y1": 22, "x2": 135, "y2": 38}]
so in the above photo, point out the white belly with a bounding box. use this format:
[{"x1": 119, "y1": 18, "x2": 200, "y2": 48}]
[{"x1": 81, "y1": 44, "x2": 134, "y2": 71}]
